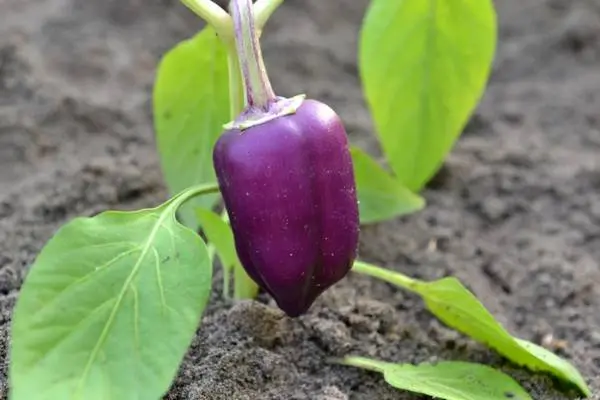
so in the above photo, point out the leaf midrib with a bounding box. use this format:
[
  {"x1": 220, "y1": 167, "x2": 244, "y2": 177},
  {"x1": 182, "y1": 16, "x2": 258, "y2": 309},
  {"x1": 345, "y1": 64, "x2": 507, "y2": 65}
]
[
  {"x1": 424, "y1": 283, "x2": 572, "y2": 381},
  {"x1": 74, "y1": 204, "x2": 175, "y2": 398},
  {"x1": 410, "y1": 0, "x2": 437, "y2": 189},
  {"x1": 385, "y1": 363, "x2": 525, "y2": 400}
]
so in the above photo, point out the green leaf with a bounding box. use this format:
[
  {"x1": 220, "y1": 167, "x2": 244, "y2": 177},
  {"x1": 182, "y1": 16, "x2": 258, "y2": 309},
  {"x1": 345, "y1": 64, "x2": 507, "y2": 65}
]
[
  {"x1": 196, "y1": 208, "x2": 258, "y2": 299},
  {"x1": 351, "y1": 262, "x2": 591, "y2": 396},
  {"x1": 10, "y1": 186, "x2": 216, "y2": 400},
  {"x1": 351, "y1": 146, "x2": 425, "y2": 224},
  {"x1": 154, "y1": 27, "x2": 229, "y2": 228},
  {"x1": 340, "y1": 357, "x2": 532, "y2": 400},
  {"x1": 414, "y1": 278, "x2": 591, "y2": 396},
  {"x1": 360, "y1": 0, "x2": 497, "y2": 191}
]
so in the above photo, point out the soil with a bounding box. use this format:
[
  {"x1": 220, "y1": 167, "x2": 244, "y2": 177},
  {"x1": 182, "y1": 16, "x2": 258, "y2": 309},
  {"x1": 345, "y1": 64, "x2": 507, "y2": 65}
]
[{"x1": 0, "y1": 0, "x2": 599, "y2": 399}]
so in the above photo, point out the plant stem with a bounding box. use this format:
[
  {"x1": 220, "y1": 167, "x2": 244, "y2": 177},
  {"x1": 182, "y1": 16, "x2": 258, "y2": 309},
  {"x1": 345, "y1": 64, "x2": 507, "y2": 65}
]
[
  {"x1": 211, "y1": 209, "x2": 232, "y2": 299},
  {"x1": 180, "y1": 0, "x2": 233, "y2": 40},
  {"x1": 227, "y1": 48, "x2": 245, "y2": 117},
  {"x1": 174, "y1": 183, "x2": 221, "y2": 211},
  {"x1": 221, "y1": 52, "x2": 239, "y2": 298},
  {"x1": 332, "y1": 356, "x2": 387, "y2": 373},
  {"x1": 352, "y1": 261, "x2": 420, "y2": 293},
  {"x1": 230, "y1": 0, "x2": 276, "y2": 110},
  {"x1": 254, "y1": 0, "x2": 284, "y2": 30},
  {"x1": 233, "y1": 264, "x2": 259, "y2": 299}
]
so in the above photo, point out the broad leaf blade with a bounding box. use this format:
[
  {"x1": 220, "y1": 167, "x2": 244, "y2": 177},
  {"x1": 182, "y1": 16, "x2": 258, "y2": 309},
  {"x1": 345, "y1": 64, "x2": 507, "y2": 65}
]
[
  {"x1": 414, "y1": 277, "x2": 591, "y2": 396},
  {"x1": 342, "y1": 357, "x2": 532, "y2": 400},
  {"x1": 154, "y1": 27, "x2": 229, "y2": 227},
  {"x1": 351, "y1": 146, "x2": 424, "y2": 224},
  {"x1": 360, "y1": 0, "x2": 496, "y2": 190},
  {"x1": 10, "y1": 200, "x2": 212, "y2": 400}
]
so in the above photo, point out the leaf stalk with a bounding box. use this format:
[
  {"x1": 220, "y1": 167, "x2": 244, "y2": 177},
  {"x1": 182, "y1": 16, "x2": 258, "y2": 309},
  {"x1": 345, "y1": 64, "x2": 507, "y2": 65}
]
[{"x1": 180, "y1": 0, "x2": 233, "y2": 40}]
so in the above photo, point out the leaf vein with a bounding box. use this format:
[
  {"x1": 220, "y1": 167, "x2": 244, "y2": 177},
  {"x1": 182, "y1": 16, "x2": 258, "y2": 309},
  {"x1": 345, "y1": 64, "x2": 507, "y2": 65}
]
[{"x1": 75, "y1": 209, "x2": 176, "y2": 396}]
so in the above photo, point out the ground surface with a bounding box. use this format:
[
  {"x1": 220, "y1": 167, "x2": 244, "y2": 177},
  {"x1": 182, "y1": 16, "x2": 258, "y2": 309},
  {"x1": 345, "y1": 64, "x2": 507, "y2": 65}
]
[{"x1": 0, "y1": 0, "x2": 599, "y2": 399}]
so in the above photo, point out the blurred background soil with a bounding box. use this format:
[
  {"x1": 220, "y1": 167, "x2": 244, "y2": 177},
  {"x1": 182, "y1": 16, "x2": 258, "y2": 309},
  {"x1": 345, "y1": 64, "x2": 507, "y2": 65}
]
[{"x1": 0, "y1": 0, "x2": 599, "y2": 399}]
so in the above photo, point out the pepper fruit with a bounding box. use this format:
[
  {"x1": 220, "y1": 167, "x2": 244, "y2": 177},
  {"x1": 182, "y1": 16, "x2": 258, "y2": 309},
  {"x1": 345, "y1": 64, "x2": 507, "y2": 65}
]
[
  {"x1": 214, "y1": 99, "x2": 359, "y2": 317},
  {"x1": 213, "y1": 0, "x2": 359, "y2": 317}
]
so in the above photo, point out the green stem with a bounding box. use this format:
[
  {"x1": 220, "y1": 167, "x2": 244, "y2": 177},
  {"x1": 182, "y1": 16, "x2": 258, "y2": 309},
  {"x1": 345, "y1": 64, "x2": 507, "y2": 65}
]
[
  {"x1": 233, "y1": 264, "x2": 259, "y2": 299},
  {"x1": 352, "y1": 261, "x2": 420, "y2": 293},
  {"x1": 220, "y1": 24, "x2": 245, "y2": 299},
  {"x1": 227, "y1": 48, "x2": 245, "y2": 117},
  {"x1": 180, "y1": 0, "x2": 232, "y2": 40},
  {"x1": 219, "y1": 209, "x2": 231, "y2": 299},
  {"x1": 332, "y1": 356, "x2": 387, "y2": 373},
  {"x1": 207, "y1": 243, "x2": 217, "y2": 267},
  {"x1": 173, "y1": 183, "x2": 221, "y2": 211},
  {"x1": 254, "y1": 0, "x2": 284, "y2": 30}
]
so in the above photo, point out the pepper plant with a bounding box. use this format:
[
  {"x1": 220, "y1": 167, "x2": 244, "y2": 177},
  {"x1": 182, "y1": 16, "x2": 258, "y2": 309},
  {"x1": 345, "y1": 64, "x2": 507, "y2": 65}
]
[{"x1": 8, "y1": 0, "x2": 592, "y2": 399}]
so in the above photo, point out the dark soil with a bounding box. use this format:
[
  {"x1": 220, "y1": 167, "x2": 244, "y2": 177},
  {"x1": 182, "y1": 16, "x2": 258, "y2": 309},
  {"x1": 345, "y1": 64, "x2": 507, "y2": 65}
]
[{"x1": 0, "y1": 0, "x2": 599, "y2": 399}]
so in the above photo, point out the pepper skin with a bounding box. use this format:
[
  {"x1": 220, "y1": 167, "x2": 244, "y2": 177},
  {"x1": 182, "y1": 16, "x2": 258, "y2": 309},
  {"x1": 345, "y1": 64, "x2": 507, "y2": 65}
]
[{"x1": 213, "y1": 99, "x2": 359, "y2": 317}]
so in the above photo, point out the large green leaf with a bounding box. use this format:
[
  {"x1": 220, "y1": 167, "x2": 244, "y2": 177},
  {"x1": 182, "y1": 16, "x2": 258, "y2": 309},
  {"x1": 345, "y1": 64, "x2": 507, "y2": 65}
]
[
  {"x1": 154, "y1": 27, "x2": 229, "y2": 227},
  {"x1": 351, "y1": 146, "x2": 424, "y2": 224},
  {"x1": 360, "y1": 0, "x2": 497, "y2": 190},
  {"x1": 352, "y1": 261, "x2": 591, "y2": 396},
  {"x1": 10, "y1": 185, "x2": 216, "y2": 400},
  {"x1": 340, "y1": 357, "x2": 532, "y2": 400}
]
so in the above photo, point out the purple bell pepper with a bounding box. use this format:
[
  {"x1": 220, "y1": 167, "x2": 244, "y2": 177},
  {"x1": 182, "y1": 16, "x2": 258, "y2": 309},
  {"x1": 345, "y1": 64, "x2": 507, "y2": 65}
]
[{"x1": 213, "y1": 99, "x2": 359, "y2": 316}]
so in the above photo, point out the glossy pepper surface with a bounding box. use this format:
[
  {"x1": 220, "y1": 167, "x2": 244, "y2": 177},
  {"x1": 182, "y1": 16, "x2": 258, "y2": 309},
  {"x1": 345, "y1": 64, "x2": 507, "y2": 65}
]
[{"x1": 213, "y1": 99, "x2": 359, "y2": 317}]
